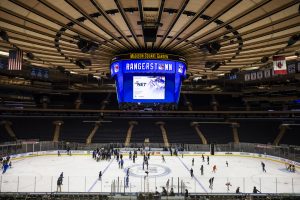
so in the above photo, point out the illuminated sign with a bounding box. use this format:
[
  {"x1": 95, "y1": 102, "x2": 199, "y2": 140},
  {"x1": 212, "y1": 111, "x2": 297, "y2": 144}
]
[
  {"x1": 110, "y1": 57, "x2": 186, "y2": 104},
  {"x1": 111, "y1": 53, "x2": 186, "y2": 62},
  {"x1": 130, "y1": 53, "x2": 169, "y2": 60},
  {"x1": 124, "y1": 60, "x2": 174, "y2": 73}
]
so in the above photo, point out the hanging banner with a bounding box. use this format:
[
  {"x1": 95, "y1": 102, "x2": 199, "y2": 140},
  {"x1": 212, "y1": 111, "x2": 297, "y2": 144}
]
[
  {"x1": 273, "y1": 56, "x2": 287, "y2": 75},
  {"x1": 257, "y1": 71, "x2": 263, "y2": 79},
  {"x1": 244, "y1": 73, "x2": 250, "y2": 81},
  {"x1": 250, "y1": 72, "x2": 257, "y2": 80}
]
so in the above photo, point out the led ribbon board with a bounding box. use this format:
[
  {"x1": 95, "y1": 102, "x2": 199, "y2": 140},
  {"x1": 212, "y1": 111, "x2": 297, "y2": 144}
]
[{"x1": 111, "y1": 53, "x2": 187, "y2": 104}]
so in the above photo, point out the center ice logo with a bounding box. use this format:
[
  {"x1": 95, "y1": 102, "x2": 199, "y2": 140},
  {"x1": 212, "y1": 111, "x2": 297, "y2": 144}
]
[{"x1": 124, "y1": 164, "x2": 171, "y2": 178}]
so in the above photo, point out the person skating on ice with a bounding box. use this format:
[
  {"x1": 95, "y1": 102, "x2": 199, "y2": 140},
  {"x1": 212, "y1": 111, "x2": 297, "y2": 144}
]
[
  {"x1": 212, "y1": 165, "x2": 217, "y2": 173},
  {"x1": 200, "y1": 165, "x2": 204, "y2": 175},
  {"x1": 261, "y1": 162, "x2": 266, "y2": 172},
  {"x1": 236, "y1": 187, "x2": 240, "y2": 193},
  {"x1": 202, "y1": 154, "x2": 204, "y2": 162},
  {"x1": 190, "y1": 168, "x2": 194, "y2": 177},
  {"x1": 98, "y1": 171, "x2": 102, "y2": 181},
  {"x1": 192, "y1": 158, "x2": 194, "y2": 166},
  {"x1": 226, "y1": 161, "x2": 228, "y2": 167},
  {"x1": 207, "y1": 156, "x2": 209, "y2": 165},
  {"x1": 225, "y1": 181, "x2": 232, "y2": 191}
]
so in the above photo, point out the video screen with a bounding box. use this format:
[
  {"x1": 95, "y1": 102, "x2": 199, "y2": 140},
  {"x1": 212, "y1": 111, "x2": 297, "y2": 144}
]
[{"x1": 133, "y1": 76, "x2": 165, "y2": 99}]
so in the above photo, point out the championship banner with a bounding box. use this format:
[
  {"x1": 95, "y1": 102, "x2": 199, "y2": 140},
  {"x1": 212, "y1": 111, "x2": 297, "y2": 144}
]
[
  {"x1": 264, "y1": 69, "x2": 271, "y2": 78},
  {"x1": 257, "y1": 71, "x2": 263, "y2": 79},
  {"x1": 244, "y1": 73, "x2": 250, "y2": 81},
  {"x1": 250, "y1": 72, "x2": 257, "y2": 80},
  {"x1": 273, "y1": 56, "x2": 287, "y2": 75}
]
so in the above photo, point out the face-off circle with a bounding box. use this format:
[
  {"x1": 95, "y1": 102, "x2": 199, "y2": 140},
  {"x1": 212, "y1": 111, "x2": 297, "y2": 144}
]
[{"x1": 124, "y1": 164, "x2": 171, "y2": 178}]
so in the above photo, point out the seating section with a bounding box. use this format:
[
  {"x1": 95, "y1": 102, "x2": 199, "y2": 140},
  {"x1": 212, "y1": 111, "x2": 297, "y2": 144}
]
[
  {"x1": 280, "y1": 125, "x2": 300, "y2": 145},
  {"x1": 131, "y1": 120, "x2": 163, "y2": 143},
  {"x1": 0, "y1": 124, "x2": 13, "y2": 142},
  {"x1": 60, "y1": 119, "x2": 96, "y2": 142},
  {"x1": 92, "y1": 120, "x2": 128, "y2": 143},
  {"x1": 196, "y1": 124, "x2": 233, "y2": 144},
  {"x1": 237, "y1": 120, "x2": 281, "y2": 144},
  {"x1": 8, "y1": 117, "x2": 54, "y2": 141},
  {"x1": 165, "y1": 120, "x2": 199, "y2": 143},
  {"x1": 1, "y1": 117, "x2": 299, "y2": 145}
]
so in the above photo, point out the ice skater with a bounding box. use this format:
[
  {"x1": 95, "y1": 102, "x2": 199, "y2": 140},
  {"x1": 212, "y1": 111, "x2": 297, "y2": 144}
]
[
  {"x1": 66, "y1": 146, "x2": 71, "y2": 156},
  {"x1": 162, "y1": 155, "x2": 165, "y2": 163},
  {"x1": 236, "y1": 187, "x2": 240, "y2": 193},
  {"x1": 209, "y1": 177, "x2": 214, "y2": 190},
  {"x1": 202, "y1": 154, "x2": 204, "y2": 162},
  {"x1": 261, "y1": 162, "x2": 266, "y2": 172},
  {"x1": 2, "y1": 162, "x2": 9, "y2": 174},
  {"x1": 121, "y1": 159, "x2": 124, "y2": 169},
  {"x1": 58, "y1": 150, "x2": 61, "y2": 156},
  {"x1": 99, "y1": 171, "x2": 102, "y2": 181},
  {"x1": 133, "y1": 155, "x2": 136, "y2": 163},
  {"x1": 225, "y1": 181, "x2": 232, "y2": 191},
  {"x1": 192, "y1": 158, "x2": 194, "y2": 166},
  {"x1": 200, "y1": 165, "x2": 204, "y2": 175},
  {"x1": 125, "y1": 176, "x2": 129, "y2": 187},
  {"x1": 59, "y1": 172, "x2": 64, "y2": 184},
  {"x1": 190, "y1": 168, "x2": 194, "y2": 177},
  {"x1": 126, "y1": 168, "x2": 130, "y2": 176},
  {"x1": 207, "y1": 156, "x2": 210, "y2": 165},
  {"x1": 166, "y1": 179, "x2": 170, "y2": 191},
  {"x1": 226, "y1": 161, "x2": 228, "y2": 167},
  {"x1": 57, "y1": 177, "x2": 62, "y2": 192},
  {"x1": 212, "y1": 165, "x2": 217, "y2": 173}
]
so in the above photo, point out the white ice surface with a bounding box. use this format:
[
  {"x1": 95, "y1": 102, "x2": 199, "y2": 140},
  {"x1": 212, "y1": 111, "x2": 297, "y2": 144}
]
[{"x1": 1, "y1": 154, "x2": 300, "y2": 194}]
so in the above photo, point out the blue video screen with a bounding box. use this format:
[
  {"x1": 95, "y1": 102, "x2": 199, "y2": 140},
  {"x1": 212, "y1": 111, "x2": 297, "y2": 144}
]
[{"x1": 111, "y1": 59, "x2": 186, "y2": 104}]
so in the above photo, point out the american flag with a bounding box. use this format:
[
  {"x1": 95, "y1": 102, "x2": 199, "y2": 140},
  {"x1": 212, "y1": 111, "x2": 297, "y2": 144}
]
[{"x1": 8, "y1": 48, "x2": 23, "y2": 70}]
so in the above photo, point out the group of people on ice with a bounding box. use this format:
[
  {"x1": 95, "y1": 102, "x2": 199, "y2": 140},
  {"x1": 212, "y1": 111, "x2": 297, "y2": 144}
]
[{"x1": 1, "y1": 155, "x2": 12, "y2": 174}]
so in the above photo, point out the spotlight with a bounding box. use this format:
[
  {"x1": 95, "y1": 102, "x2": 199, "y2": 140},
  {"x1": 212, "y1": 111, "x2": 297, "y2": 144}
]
[
  {"x1": 261, "y1": 56, "x2": 269, "y2": 63},
  {"x1": 77, "y1": 38, "x2": 99, "y2": 53},
  {"x1": 26, "y1": 52, "x2": 34, "y2": 60},
  {"x1": 205, "y1": 61, "x2": 221, "y2": 71},
  {"x1": 0, "y1": 30, "x2": 9, "y2": 42},
  {"x1": 57, "y1": 66, "x2": 65, "y2": 73},
  {"x1": 76, "y1": 59, "x2": 92, "y2": 69},
  {"x1": 209, "y1": 41, "x2": 221, "y2": 54},
  {"x1": 230, "y1": 68, "x2": 239, "y2": 74},
  {"x1": 287, "y1": 34, "x2": 299, "y2": 46},
  {"x1": 199, "y1": 41, "x2": 221, "y2": 55},
  {"x1": 211, "y1": 62, "x2": 220, "y2": 71},
  {"x1": 76, "y1": 60, "x2": 85, "y2": 69}
]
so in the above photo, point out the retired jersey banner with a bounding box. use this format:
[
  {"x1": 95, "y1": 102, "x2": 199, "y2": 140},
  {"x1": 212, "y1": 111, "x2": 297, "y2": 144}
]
[
  {"x1": 273, "y1": 56, "x2": 287, "y2": 75},
  {"x1": 257, "y1": 71, "x2": 263, "y2": 79},
  {"x1": 244, "y1": 73, "x2": 250, "y2": 81}
]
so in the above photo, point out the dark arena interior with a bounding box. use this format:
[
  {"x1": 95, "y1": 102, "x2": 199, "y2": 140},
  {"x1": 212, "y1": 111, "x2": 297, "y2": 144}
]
[{"x1": 0, "y1": 0, "x2": 300, "y2": 199}]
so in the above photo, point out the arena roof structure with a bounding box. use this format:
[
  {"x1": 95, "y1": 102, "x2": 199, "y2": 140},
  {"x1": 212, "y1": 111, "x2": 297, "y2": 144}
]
[{"x1": 0, "y1": 0, "x2": 299, "y2": 79}]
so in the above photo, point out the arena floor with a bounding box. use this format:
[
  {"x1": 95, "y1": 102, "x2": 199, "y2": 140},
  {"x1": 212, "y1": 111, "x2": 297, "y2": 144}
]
[{"x1": 1, "y1": 153, "x2": 299, "y2": 194}]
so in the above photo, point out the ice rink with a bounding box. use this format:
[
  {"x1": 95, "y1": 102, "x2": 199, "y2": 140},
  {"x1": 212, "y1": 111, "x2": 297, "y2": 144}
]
[{"x1": 1, "y1": 153, "x2": 300, "y2": 194}]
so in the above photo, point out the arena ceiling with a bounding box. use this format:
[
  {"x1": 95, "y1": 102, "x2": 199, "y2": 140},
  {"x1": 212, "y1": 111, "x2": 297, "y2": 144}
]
[{"x1": 0, "y1": 0, "x2": 300, "y2": 79}]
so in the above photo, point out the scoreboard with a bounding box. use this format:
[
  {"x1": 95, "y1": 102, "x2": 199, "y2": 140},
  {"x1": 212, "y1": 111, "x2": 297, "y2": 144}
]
[{"x1": 111, "y1": 53, "x2": 187, "y2": 104}]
